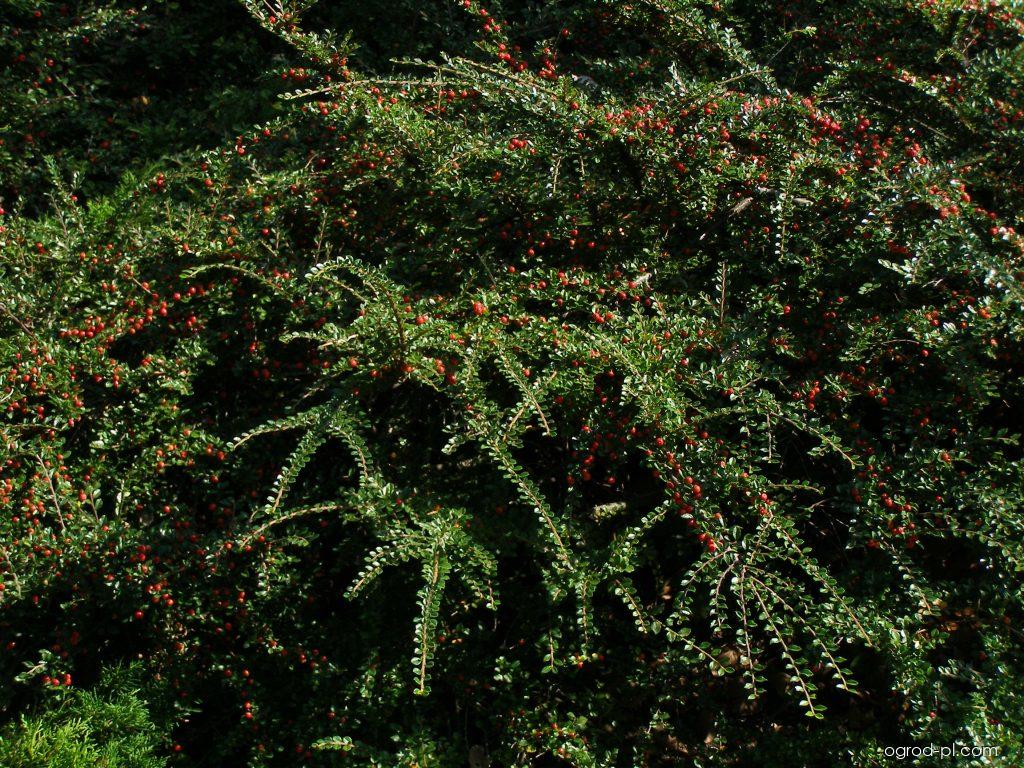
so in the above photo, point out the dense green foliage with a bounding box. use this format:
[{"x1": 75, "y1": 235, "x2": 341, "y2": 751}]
[
  {"x1": 0, "y1": 665, "x2": 169, "y2": 768},
  {"x1": 2, "y1": 0, "x2": 1024, "y2": 765}
]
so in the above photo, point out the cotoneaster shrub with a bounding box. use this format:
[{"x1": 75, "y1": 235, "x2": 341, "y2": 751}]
[{"x1": 1, "y1": 0, "x2": 1023, "y2": 766}]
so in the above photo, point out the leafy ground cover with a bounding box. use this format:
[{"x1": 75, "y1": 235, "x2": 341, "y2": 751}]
[{"x1": 1, "y1": 0, "x2": 1023, "y2": 765}]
